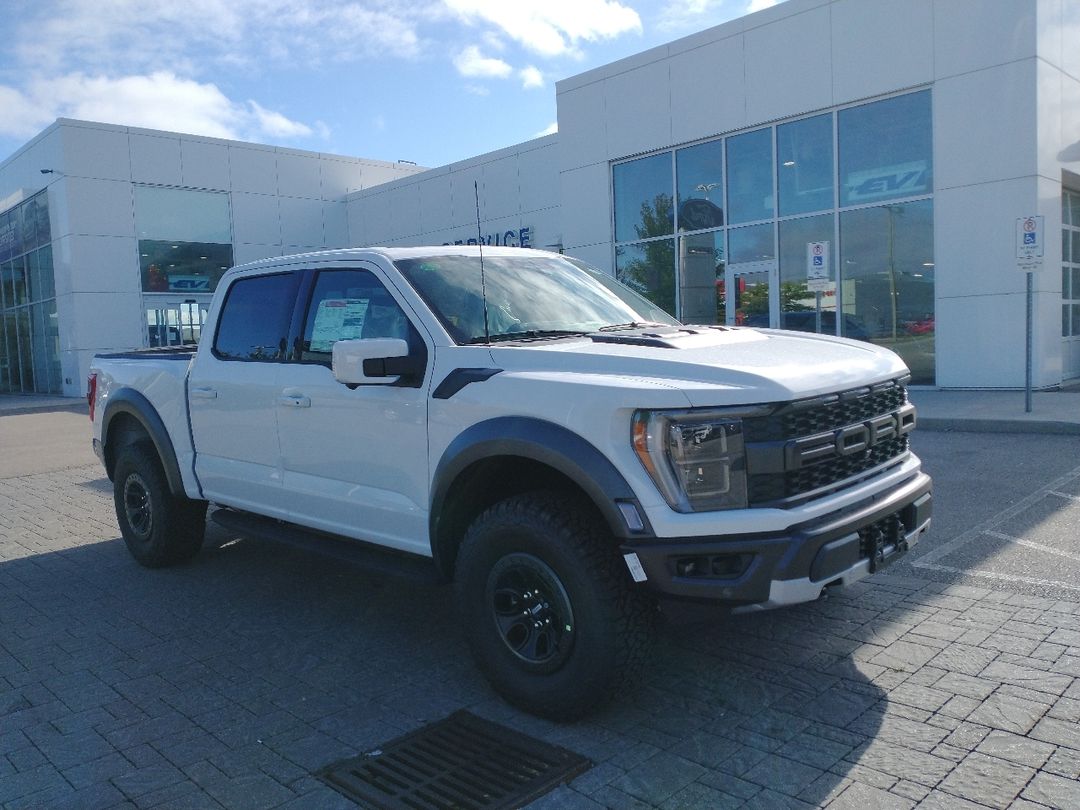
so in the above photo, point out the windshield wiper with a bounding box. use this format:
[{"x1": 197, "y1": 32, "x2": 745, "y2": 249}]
[
  {"x1": 467, "y1": 330, "x2": 589, "y2": 345},
  {"x1": 597, "y1": 321, "x2": 669, "y2": 332}
]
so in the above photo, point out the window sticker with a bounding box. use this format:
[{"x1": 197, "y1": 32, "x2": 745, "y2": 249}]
[{"x1": 309, "y1": 298, "x2": 369, "y2": 352}]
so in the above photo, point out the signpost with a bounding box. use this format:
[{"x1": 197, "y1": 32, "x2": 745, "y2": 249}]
[
  {"x1": 1016, "y1": 216, "x2": 1044, "y2": 413},
  {"x1": 807, "y1": 241, "x2": 830, "y2": 333}
]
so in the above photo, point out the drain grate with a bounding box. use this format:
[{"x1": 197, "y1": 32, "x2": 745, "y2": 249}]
[{"x1": 318, "y1": 710, "x2": 591, "y2": 809}]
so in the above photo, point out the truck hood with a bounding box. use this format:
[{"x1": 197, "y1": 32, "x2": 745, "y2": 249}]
[{"x1": 487, "y1": 326, "x2": 909, "y2": 406}]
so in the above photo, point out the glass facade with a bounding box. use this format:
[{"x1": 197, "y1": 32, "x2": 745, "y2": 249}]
[
  {"x1": 612, "y1": 89, "x2": 935, "y2": 384},
  {"x1": 0, "y1": 192, "x2": 60, "y2": 394},
  {"x1": 135, "y1": 186, "x2": 233, "y2": 295}
]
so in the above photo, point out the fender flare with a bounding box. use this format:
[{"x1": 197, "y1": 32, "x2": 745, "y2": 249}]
[
  {"x1": 101, "y1": 389, "x2": 186, "y2": 497},
  {"x1": 429, "y1": 417, "x2": 653, "y2": 568}
]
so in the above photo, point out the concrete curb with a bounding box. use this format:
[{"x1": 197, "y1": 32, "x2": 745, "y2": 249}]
[{"x1": 918, "y1": 416, "x2": 1080, "y2": 435}]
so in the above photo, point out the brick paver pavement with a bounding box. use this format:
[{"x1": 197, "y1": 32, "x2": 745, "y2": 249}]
[{"x1": 2, "y1": 464, "x2": 1079, "y2": 809}]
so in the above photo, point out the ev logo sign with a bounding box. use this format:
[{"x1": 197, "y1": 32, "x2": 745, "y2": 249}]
[{"x1": 1016, "y1": 216, "x2": 1044, "y2": 268}]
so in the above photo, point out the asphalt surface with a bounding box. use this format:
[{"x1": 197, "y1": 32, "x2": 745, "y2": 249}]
[{"x1": 1, "y1": 406, "x2": 1079, "y2": 809}]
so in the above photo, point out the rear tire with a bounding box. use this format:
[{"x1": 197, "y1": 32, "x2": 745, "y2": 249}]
[
  {"x1": 454, "y1": 491, "x2": 655, "y2": 720},
  {"x1": 113, "y1": 443, "x2": 207, "y2": 568}
]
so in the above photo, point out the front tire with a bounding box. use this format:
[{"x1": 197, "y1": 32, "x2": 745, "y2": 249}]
[
  {"x1": 454, "y1": 492, "x2": 655, "y2": 720},
  {"x1": 113, "y1": 443, "x2": 207, "y2": 568}
]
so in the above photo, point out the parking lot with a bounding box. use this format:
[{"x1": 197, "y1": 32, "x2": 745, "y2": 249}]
[{"x1": 1, "y1": 407, "x2": 1079, "y2": 809}]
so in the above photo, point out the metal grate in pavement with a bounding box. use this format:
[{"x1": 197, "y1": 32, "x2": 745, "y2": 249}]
[{"x1": 317, "y1": 710, "x2": 591, "y2": 809}]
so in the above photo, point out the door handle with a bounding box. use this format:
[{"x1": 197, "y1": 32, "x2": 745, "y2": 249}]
[
  {"x1": 190, "y1": 387, "x2": 218, "y2": 399},
  {"x1": 278, "y1": 393, "x2": 311, "y2": 408}
]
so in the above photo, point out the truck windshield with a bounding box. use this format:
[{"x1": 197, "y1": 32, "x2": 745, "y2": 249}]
[{"x1": 394, "y1": 254, "x2": 680, "y2": 345}]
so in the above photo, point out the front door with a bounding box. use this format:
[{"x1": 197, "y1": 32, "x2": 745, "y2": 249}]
[
  {"x1": 145, "y1": 299, "x2": 210, "y2": 347},
  {"x1": 274, "y1": 266, "x2": 431, "y2": 555}
]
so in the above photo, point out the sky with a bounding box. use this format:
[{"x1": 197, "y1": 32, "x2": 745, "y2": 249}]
[{"x1": 0, "y1": 0, "x2": 778, "y2": 170}]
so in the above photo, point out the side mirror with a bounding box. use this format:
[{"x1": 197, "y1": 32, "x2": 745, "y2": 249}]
[{"x1": 332, "y1": 338, "x2": 412, "y2": 386}]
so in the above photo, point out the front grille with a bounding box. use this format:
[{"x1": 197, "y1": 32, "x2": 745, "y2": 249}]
[
  {"x1": 744, "y1": 378, "x2": 911, "y2": 507},
  {"x1": 743, "y1": 381, "x2": 907, "y2": 443}
]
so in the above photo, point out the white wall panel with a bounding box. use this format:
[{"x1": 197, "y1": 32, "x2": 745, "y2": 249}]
[
  {"x1": 233, "y1": 243, "x2": 281, "y2": 265},
  {"x1": 557, "y1": 82, "x2": 607, "y2": 171},
  {"x1": 934, "y1": 61, "x2": 1037, "y2": 190},
  {"x1": 450, "y1": 167, "x2": 485, "y2": 229},
  {"x1": 230, "y1": 147, "x2": 278, "y2": 195},
  {"x1": 831, "y1": 0, "x2": 933, "y2": 105},
  {"x1": 418, "y1": 176, "x2": 453, "y2": 234},
  {"x1": 934, "y1": 0, "x2": 1035, "y2": 79},
  {"x1": 933, "y1": 179, "x2": 1035, "y2": 300},
  {"x1": 482, "y1": 156, "x2": 520, "y2": 220},
  {"x1": 517, "y1": 140, "x2": 559, "y2": 212},
  {"x1": 61, "y1": 124, "x2": 131, "y2": 181},
  {"x1": 321, "y1": 158, "x2": 366, "y2": 200},
  {"x1": 277, "y1": 151, "x2": 323, "y2": 199},
  {"x1": 66, "y1": 235, "x2": 139, "y2": 294},
  {"x1": 129, "y1": 135, "x2": 182, "y2": 186},
  {"x1": 66, "y1": 291, "x2": 143, "y2": 351},
  {"x1": 389, "y1": 183, "x2": 422, "y2": 241},
  {"x1": 560, "y1": 163, "x2": 611, "y2": 249},
  {"x1": 669, "y1": 38, "x2": 748, "y2": 145},
  {"x1": 744, "y1": 6, "x2": 833, "y2": 124},
  {"x1": 604, "y1": 61, "x2": 671, "y2": 159},
  {"x1": 323, "y1": 202, "x2": 349, "y2": 247},
  {"x1": 280, "y1": 196, "x2": 324, "y2": 247},
  {"x1": 63, "y1": 178, "x2": 134, "y2": 238},
  {"x1": 232, "y1": 192, "x2": 281, "y2": 246},
  {"x1": 181, "y1": 139, "x2": 230, "y2": 191}
]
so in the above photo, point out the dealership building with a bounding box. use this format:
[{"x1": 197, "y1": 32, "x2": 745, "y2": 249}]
[{"x1": 1, "y1": 0, "x2": 1077, "y2": 397}]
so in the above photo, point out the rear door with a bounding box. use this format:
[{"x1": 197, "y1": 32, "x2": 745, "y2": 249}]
[
  {"x1": 188, "y1": 271, "x2": 299, "y2": 511},
  {"x1": 274, "y1": 264, "x2": 432, "y2": 555}
]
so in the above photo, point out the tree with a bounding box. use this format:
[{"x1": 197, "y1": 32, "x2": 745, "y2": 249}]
[{"x1": 618, "y1": 194, "x2": 676, "y2": 314}]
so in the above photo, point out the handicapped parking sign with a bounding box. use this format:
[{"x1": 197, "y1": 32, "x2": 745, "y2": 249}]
[{"x1": 1016, "y1": 216, "x2": 1044, "y2": 267}]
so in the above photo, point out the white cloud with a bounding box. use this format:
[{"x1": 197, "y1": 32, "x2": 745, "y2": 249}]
[
  {"x1": 747, "y1": 0, "x2": 778, "y2": 12},
  {"x1": 454, "y1": 45, "x2": 513, "y2": 78},
  {"x1": 444, "y1": 0, "x2": 641, "y2": 57},
  {"x1": 0, "y1": 72, "x2": 317, "y2": 144},
  {"x1": 520, "y1": 66, "x2": 544, "y2": 89},
  {"x1": 657, "y1": 0, "x2": 728, "y2": 32},
  {"x1": 535, "y1": 122, "x2": 558, "y2": 137},
  {"x1": 464, "y1": 84, "x2": 492, "y2": 96},
  {"x1": 14, "y1": 0, "x2": 431, "y2": 76}
]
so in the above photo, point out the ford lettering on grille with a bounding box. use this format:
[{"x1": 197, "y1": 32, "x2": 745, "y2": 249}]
[{"x1": 785, "y1": 403, "x2": 916, "y2": 470}]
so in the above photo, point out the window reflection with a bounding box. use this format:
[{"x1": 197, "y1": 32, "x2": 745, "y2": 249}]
[
  {"x1": 726, "y1": 129, "x2": 773, "y2": 224},
  {"x1": 728, "y1": 224, "x2": 774, "y2": 264},
  {"x1": 839, "y1": 91, "x2": 932, "y2": 207},
  {"x1": 616, "y1": 240, "x2": 676, "y2": 316},
  {"x1": 840, "y1": 200, "x2": 934, "y2": 384},
  {"x1": 778, "y1": 114, "x2": 833, "y2": 216},
  {"x1": 676, "y1": 141, "x2": 724, "y2": 232},
  {"x1": 613, "y1": 154, "x2": 674, "y2": 243},
  {"x1": 135, "y1": 187, "x2": 233, "y2": 294},
  {"x1": 679, "y1": 231, "x2": 724, "y2": 324},
  {"x1": 778, "y1": 214, "x2": 838, "y2": 334}
]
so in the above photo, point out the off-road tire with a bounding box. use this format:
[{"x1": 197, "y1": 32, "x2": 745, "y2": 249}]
[
  {"x1": 113, "y1": 443, "x2": 207, "y2": 568},
  {"x1": 454, "y1": 491, "x2": 655, "y2": 720}
]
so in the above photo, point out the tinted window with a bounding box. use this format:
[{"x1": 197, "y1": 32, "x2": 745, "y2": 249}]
[
  {"x1": 726, "y1": 128, "x2": 774, "y2": 224},
  {"x1": 778, "y1": 114, "x2": 833, "y2": 216},
  {"x1": 613, "y1": 153, "x2": 674, "y2": 242},
  {"x1": 213, "y1": 273, "x2": 296, "y2": 361},
  {"x1": 839, "y1": 91, "x2": 932, "y2": 207},
  {"x1": 676, "y1": 140, "x2": 724, "y2": 232},
  {"x1": 298, "y1": 269, "x2": 412, "y2": 364}
]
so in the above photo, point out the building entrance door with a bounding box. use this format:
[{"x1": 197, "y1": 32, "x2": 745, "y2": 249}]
[
  {"x1": 725, "y1": 260, "x2": 775, "y2": 328},
  {"x1": 144, "y1": 299, "x2": 210, "y2": 347}
]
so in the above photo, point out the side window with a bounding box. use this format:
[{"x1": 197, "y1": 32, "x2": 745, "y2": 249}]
[
  {"x1": 213, "y1": 273, "x2": 296, "y2": 361},
  {"x1": 298, "y1": 269, "x2": 412, "y2": 365}
]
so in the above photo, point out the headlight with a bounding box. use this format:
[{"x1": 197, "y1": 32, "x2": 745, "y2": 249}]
[{"x1": 632, "y1": 409, "x2": 748, "y2": 512}]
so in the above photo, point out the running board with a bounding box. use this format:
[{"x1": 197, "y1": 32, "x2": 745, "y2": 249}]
[{"x1": 210, "y1": 508, "x2": 443, "y2": 586}]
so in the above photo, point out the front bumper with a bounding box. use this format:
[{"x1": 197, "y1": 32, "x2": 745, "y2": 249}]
[{"x1": 620, "y1": 472, "x2": 932, "y2": 609}]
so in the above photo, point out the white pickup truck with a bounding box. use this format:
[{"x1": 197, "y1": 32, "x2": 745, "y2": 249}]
[{"x1": 89, "y1": 246, "x2": 931, "y2": 719}]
